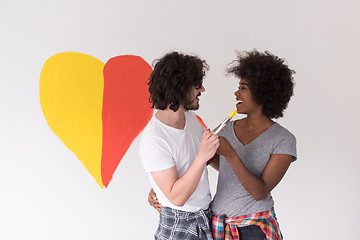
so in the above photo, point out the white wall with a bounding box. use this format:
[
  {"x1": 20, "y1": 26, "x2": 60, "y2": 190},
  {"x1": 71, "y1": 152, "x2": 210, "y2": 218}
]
[{"x1": 1, "y1": 0, "x2": 359, "y2": 239}]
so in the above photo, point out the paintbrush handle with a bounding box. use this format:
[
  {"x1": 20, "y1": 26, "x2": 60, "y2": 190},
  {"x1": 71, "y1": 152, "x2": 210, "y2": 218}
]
[{"x1": 214, "y1": 118, "x2": 229, "y2": 135}]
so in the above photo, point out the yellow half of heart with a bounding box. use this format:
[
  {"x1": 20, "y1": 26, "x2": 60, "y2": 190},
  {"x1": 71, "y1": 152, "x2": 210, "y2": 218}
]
[{"x1": 40, "y1": 52, "x2": 105, "y2": 188}]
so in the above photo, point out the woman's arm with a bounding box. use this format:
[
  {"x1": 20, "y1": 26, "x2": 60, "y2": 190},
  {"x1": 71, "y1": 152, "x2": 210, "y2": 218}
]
[
  {"x1": 207, "y1": 154, "x2": 219, "y2": 171},
  {"x1": 217, "y1": 137, "x2": 292, "y2": 200}
]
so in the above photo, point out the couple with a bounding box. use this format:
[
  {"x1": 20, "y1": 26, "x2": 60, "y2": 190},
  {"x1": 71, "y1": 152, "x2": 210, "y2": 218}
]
[{"x1": 139, "y1": 50, "x2": 297, "y2": 240}]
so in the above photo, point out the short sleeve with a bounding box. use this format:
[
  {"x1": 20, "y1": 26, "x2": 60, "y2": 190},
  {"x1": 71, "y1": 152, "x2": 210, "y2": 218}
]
[
  {"x1": 273, "y1": 133, "x2": 297, "y2": 161},
  {"x1": 139, "y1": 135, "x2": 175, "y2": 172}
]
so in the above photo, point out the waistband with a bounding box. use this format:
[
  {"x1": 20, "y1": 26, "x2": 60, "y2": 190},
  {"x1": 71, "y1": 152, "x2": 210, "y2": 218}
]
[
  {"x1": 161, "y1": 206, "x2": 211, "y2": 220},
  {"x1": 212, "y1": 207, "x2": 283, "y2": 240}
]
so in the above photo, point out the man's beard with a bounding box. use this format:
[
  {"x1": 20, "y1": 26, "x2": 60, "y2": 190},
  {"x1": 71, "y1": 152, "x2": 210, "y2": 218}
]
[
  {"x1": 184, "y1": 101, "x2": 199, "y2": 111},
  {"x1": 183, "y1": 95, "x2": 200, "y2": 111}
]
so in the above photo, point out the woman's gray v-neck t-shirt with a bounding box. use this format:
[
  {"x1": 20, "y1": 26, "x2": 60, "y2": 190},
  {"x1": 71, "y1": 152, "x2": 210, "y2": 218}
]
[{"x1": 210, "y1": 121, "x2": 297, "y2": 218}]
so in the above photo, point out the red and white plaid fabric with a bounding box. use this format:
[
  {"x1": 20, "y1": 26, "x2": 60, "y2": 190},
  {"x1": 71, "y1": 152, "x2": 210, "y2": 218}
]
[{"x1": 212, "y1": 207, "x2": 283, "y2": 240}]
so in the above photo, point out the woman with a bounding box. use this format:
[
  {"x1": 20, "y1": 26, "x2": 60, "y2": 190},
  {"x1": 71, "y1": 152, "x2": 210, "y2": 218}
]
[
  {"x1": 210, "y1": 50, "x2": 296, "y2": 240},
  {"x1": 149, "y1": 50, "x2": 296, "y2": 240}
]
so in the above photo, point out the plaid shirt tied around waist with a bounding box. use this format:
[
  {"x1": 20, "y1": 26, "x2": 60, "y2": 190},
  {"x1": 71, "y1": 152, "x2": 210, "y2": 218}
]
[
  {"x1": 155, "y1": 207, "x2": 213, "y2": 240},
  {"x1": 212, "y1": 207, "x2": 283, "y2": 240}
]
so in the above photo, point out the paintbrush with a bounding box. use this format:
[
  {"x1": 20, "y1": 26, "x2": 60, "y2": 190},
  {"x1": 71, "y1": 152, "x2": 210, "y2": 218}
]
[
  {"x1": 214, "y1": 110, "x2": 237, "y2": 135},
  {"x1": 196, "y1": 115, "x2": 208, "y2": 130}
]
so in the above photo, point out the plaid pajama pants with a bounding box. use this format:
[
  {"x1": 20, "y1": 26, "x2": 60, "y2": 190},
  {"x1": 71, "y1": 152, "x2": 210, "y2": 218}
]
[{"x1": 154, "y1": 207, "x2": 213, "y2": 240}]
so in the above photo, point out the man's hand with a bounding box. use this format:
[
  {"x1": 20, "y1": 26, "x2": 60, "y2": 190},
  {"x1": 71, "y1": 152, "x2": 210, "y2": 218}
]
[{"x1": 198, "y1": 130, "x2": 220, "y2": 163}]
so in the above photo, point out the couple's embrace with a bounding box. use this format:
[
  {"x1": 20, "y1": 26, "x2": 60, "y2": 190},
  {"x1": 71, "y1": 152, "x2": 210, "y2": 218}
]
[{"x1": 139, "y1": 50, "x2": 297, "y2": 240}]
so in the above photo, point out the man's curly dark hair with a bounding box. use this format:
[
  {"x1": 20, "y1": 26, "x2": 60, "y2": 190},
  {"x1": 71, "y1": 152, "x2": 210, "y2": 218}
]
[
  {"x1": 228, "y1": 50, "x2": 295, "y2": 119},
  {"x1": 148, "y1": 51, "x2": 209, "y2": 112}
]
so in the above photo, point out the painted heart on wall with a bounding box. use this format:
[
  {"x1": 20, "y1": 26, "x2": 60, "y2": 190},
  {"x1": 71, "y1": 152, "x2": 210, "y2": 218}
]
[{"x1": 40, "y1": 52, "x2": 153, "y2": 188}]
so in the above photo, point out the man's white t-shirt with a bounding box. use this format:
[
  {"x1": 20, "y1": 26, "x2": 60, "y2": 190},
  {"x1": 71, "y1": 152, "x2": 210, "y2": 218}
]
[{"x1": 139, "y1": 111, "x2": 212, "y2": 212}]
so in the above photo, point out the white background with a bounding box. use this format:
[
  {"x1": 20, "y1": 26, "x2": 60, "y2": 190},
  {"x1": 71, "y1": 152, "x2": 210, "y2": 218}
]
[{"x1": 1, "y1": 0, "x2": 359, "y2": 239}]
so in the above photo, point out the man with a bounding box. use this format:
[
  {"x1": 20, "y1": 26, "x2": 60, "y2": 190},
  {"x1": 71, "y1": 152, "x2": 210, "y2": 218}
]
[{"x1": 139, "y1": 51, "x2": 219, "y2": 240}]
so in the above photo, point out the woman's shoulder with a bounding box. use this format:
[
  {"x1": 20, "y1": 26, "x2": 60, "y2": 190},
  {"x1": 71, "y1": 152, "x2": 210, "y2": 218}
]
[
  {"x1": 272, "y1": 122, "x2": 296, "y2": 142},
  {"x1": 218, "y1": 119, "x2": 237, "y2": 138}
]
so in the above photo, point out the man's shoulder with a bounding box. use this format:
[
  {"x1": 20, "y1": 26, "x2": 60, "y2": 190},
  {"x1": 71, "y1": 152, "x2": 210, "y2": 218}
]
[
  {"x1": 185, "y1": 111, "x2": 197, "y2": 118},
  {"x1": 185, "y1": 111, "x2": 203, "y2": 130}
]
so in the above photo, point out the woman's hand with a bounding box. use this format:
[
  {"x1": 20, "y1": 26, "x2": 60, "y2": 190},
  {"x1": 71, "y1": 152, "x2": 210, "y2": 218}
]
[
  {"x1": 148, "y1": 188, "x2": 162, "y2": 213},
  {"x1": 216, "y1": 136, "x2": 235, "y2": 158}
]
